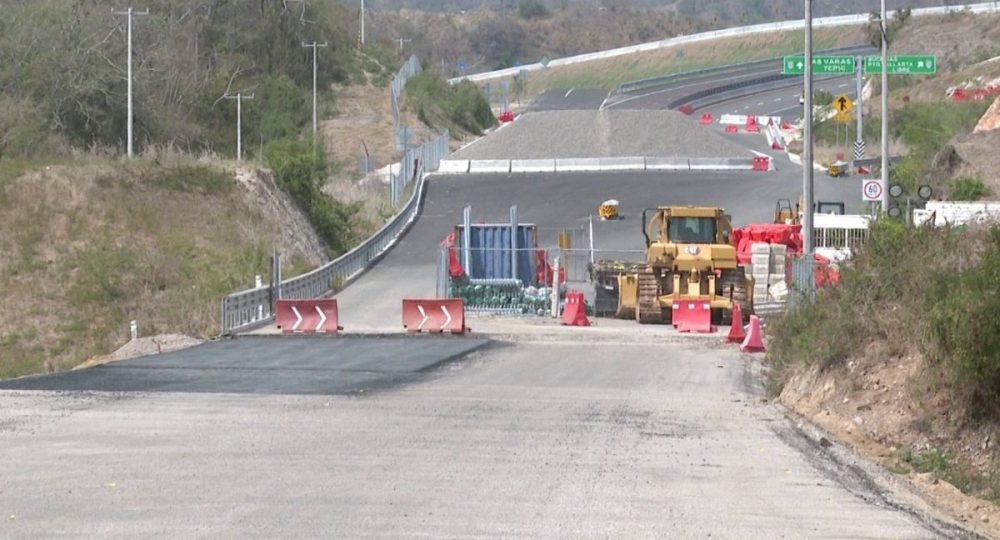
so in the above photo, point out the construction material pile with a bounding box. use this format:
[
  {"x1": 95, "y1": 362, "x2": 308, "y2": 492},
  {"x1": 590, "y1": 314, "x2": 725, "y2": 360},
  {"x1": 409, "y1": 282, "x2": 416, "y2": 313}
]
[{"x1": 750, "y1": 243, "x2": 789, "y2": 304}]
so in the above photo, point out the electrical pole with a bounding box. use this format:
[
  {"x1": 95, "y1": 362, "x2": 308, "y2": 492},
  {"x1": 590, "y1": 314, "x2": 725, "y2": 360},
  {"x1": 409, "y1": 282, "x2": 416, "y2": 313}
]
[
  {"x1": 112, "y1": 7, "x2": 148, "y2": 158},
  {"x1": 880, "y1": 0, "x2": 891, "y2": 212},
  {"x1": 803, "y1": 0, "x2": 814, "y2": 256},
  {"x1": 223, "y1": 93, "x2": 254, "y2": 162},
  {"x1": 855, "y1": 54, "x2": 864, "y2": 160},
  {"x1": 360, "y1": 0, "x2": 366, "y2": 46},
  {"x1": 302, "y1": 41, "x2": 328, "y2": 142}
]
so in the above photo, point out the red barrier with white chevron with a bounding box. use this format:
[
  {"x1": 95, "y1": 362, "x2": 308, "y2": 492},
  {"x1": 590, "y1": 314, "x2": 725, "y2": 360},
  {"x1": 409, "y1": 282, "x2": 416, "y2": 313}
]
[
  {"x1": 402, "y1": 299, "x2": 467, "y2": 334},
  {"x1": 275, "y1": 299, "x2": 343, "y2": 335}
]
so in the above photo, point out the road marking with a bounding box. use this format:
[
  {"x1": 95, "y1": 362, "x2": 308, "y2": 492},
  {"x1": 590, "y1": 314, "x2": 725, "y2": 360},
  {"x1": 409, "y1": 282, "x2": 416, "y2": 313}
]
[
  {"x1": 314, "y1": 306, "x2": 327, "y2": 332},
  {"x1": 838, "y1": 83, "x2": 849, "y2": 88},
  {"x1": 744, "y1": 105, "x2": 750, "y2": 109},
  {"x1": 564, "y1": 88, "x2": 575, "y2": 98},
  {"x1": 773, "y1": 97, "x2": 782, "y2": 102},
  {"x1": 757, "y1": 102, "x2": 764, "y2": 106},
  {"x1": 416, "y1": 305, "x2": 429, "y2": 330}
]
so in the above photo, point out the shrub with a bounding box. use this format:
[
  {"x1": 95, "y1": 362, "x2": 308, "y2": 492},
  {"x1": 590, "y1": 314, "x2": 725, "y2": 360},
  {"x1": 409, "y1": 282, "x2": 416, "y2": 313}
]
[
  {"x1": 405, "y1": 73, "x2": 495, "y2": 135},
  {"x1": 265, "y1": 139, "x2": 358, "y2": 256},
  {"x1": 928, "y1": 226, "x2": 1000, "y2": 415},
  {"x1": 518, "y1": 0, "x2": 549, "y2": 20},
  {"x1": 949, "y1": 176, "x2": 989, "y2": 201}
]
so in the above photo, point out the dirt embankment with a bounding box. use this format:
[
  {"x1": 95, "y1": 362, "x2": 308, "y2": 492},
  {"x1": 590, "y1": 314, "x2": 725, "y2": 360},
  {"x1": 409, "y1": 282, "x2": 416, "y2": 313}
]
[{"x1": 781, "y1": 355, "x2": 1000, "y2": 538}]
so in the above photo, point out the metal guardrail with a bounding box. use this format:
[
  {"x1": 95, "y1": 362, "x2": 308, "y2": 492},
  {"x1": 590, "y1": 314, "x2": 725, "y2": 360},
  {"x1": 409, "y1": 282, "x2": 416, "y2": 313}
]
[{"x1": 220, "y1": 131, "x2": 450, "y2": 335}]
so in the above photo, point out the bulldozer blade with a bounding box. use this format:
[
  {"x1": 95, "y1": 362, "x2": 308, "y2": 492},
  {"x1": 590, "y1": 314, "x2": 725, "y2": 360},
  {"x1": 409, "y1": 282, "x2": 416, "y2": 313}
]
[{"x1": 672, "y1": 300, "x2": 715, "y2": 333}]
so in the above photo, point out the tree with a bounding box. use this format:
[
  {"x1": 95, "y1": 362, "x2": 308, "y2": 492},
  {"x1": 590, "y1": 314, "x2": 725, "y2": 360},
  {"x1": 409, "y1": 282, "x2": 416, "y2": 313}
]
[{"x1": 518, "y1": 0, "x2": 549, "y2": 20}]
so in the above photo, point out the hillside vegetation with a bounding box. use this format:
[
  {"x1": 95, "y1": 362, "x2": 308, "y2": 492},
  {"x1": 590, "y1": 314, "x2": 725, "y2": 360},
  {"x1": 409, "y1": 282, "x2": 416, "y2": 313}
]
[
  {"x1": 365, "y1": 0, "x2": 971, "y2": 72},
  {"x1": 0, "y1": 0, "x2": 379, "y2": 159},
  {"x1": 0, "y1": 157, "x2": 325, "y2": 378}
]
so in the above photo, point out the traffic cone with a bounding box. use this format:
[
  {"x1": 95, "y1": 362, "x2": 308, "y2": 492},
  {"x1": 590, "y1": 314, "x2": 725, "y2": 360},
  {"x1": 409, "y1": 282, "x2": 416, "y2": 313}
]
[
  {"x1": 740, "y1": 315, "x2": 766, "y2": 353},
  {"x1": 726, "y1": 304, "x2": 746, "y2": 343}
]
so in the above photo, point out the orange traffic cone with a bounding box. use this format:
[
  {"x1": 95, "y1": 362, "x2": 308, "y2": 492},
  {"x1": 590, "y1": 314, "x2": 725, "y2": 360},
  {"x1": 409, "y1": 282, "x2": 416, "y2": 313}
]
[
  {"x1": 726, "y1": 304, "x2": 746, "y2": 343},
  {"x1": 740, "y1": 315, "x2": 766, "y2": 353}
]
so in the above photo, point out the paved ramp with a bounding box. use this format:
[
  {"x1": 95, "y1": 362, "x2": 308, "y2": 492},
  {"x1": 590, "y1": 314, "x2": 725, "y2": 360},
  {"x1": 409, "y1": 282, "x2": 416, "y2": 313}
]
[{"x1": 0, "y1": 337, "x2": 489, "y2": 396}]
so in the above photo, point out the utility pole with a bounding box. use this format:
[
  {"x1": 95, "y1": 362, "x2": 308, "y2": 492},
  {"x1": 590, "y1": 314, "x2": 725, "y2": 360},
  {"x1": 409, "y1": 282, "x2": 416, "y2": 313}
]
[
  {"x1": 223, "y1": 93, "x2": 254, "y2": 161},
  {"x1": 855, "y1": 54, "x2": 864, "y2": 160},
  {"x1": 880, "y1": 0, "x2": 891, "y2": 212},
  {"x1": 302, "y1": 41, "x2": 328, "y2": 142},
  {"x1": 803, "y1": 0, "x2": 814, "y2": 256},
  {"x1": 360, "y1": 0, "x2": 366, "y2": 46},
  {"x1": 112, "y1": 7, "x2": 149, "y2": 158}
]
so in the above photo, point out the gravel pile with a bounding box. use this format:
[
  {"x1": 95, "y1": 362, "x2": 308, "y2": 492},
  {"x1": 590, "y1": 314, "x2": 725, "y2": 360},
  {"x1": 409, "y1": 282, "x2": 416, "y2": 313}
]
[{"x1": 452, "y1": 110, "x2": 752, "y2": 160}]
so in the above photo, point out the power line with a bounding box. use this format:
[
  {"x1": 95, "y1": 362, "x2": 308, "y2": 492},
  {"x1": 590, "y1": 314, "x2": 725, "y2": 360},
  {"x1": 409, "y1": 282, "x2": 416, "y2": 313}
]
[{"x1": 112, "y1": 7, "x2": 149, "y2": 158}]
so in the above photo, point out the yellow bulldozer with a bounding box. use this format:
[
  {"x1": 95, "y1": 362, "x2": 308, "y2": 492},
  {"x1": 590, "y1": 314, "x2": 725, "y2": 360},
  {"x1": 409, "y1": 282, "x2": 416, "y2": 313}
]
[{"x1": 615, "y1": 206, "x2": 752, "y2": 330}]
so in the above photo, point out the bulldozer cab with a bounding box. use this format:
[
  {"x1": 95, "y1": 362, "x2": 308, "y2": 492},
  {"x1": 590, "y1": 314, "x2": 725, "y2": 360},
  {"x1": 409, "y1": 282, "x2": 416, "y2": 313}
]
[
  {"x1": 774, "y1": 198, "x2": 796, "y2": 224},
  {"x1": 643, "y1": 207, "x2": 732, "y2": 247}
]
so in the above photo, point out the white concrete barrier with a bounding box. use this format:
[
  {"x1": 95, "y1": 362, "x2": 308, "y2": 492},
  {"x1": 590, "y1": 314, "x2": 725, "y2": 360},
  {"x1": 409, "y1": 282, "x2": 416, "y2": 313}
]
[
  {"x1": 645, "y1": 158, "x2": 691, "y2": 171},
  {"x1": 554, "y1": 158, "x2": 602, "y2": 172},
  {"x1": 919, "y1": 201, "x2": 1000, "y2": 227},
  {"x1": 438, "y1": 160, "x2": 470, "y2": 174},
  {"x1": 468, "y1": 160, "x2": 511, "y2": 174},
  {"x1": 688, "y1": 158, "x2": 754, "y2": 171},
  {"x1": 719, "y1": 114, "x2": 748, "y2": 126},
  {"x1": 598, "y1": 157, "x2": 646, "y2": 171},
  {"x1": 510, "y1": 159, "x2": 557, "y2": 173}
]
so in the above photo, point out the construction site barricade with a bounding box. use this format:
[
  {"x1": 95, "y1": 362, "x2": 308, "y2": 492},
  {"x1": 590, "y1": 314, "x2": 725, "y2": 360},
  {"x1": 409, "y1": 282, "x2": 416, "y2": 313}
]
[
  {"x1": 275, "y1": 299, "x2": 343, "y2": 335},
  {"x1": 752, "y1": 156, "x2": 770, "y2": 171},
  {"x1": 403, "y1": 299, "x2": 467, "y2": 334},
  {"x1": 672, "y1": 300, "x2": 714, "y2": 333},
  {"x1": 724, "y1": 125, "x2": 739, "y2": 134},
  {"x1": 561, "y1": 291, "x2": 590, "y2": 327},
  {"x1": 699, "y1": 113, "x2": 714, "y2": 125}
]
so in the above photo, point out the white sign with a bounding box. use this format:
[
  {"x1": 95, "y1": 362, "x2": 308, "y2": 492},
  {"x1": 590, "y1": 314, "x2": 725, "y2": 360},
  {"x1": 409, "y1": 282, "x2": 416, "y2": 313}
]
[{"x1": 862, "y1": 179, "x2": 883, "y2": 202}]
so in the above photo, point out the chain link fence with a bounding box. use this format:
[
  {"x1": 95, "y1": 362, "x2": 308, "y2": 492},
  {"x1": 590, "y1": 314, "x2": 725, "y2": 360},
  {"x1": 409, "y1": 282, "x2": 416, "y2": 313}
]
[
  {"x1": 220, "y1": 130, "x2": 450, "y2": 335},
  {"x1": 392, "y1": 55, "x2": 421, "y2": 151}
]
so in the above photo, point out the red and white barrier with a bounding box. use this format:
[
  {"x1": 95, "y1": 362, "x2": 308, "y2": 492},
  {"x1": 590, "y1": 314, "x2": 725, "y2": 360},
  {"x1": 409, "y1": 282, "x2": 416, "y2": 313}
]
[
  {"x1": 561, "y1": 291, "x2": 591, "y2": 327},
  {"x1": 672, "y1": 300, "x2": 714, "y2": 333},
  {"x1": 275, "y1": 299, "x2": 343, "y2": 335},
  {"x1": 402, "y1": 299, "x2": 467, "y2": 334}
]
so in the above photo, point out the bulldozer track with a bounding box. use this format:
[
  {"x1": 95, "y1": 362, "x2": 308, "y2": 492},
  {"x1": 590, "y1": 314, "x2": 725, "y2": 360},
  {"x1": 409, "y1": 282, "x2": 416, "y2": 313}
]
[{"x1": 636, "y1": 264, "x2": 665, "y2": 324}]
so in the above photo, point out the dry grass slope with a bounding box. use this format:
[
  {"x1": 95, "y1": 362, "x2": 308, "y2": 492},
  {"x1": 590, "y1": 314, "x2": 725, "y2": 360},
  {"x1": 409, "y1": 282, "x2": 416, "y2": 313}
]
[{"x1": 0, "y1": 157, "x2": 325, "y2": 379}]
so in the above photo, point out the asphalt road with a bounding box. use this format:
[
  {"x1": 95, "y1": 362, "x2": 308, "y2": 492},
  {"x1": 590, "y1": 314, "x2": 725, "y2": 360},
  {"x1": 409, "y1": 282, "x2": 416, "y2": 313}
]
[
  {"x1": 701, "y1": 75, "x2": 858, "y2": 121},
  {"x1": 328, "y1": 165, "x2": 860, "y2": 331},
  {"x1": 0, "y1": 337, "x2": 490, "y2": 396},
  {"x1": 530, "y1": 87, "x2": 609, "y2": 110},
  {"x1": 0, "y1": 339, "x2": 967, "y2": 538}
]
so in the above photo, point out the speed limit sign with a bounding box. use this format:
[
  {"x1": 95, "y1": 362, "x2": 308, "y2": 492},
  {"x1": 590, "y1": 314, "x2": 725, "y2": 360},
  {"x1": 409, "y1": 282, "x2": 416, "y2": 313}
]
[{"x1": 862, "y1": 179, "x2": 883, "y2": 202}]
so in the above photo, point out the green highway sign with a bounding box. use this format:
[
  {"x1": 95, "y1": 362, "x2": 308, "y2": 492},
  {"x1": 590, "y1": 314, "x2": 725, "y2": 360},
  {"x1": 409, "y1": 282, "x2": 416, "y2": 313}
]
[
  {"x1": 782, "y1": 55, "x2": 855, "y2": 75},
  {"x1": 864, "y1": 55, "x2": 936, "y2": 74}
]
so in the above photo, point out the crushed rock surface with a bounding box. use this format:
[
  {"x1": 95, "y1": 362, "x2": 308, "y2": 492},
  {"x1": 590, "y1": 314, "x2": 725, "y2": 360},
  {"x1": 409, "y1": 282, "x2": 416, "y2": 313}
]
[
  {"x1": 451, "y1": 109, "x2": 753, "y2": 160},
  {"x1": 74, "y1": 334, "x2": 204, "y2": 370}
]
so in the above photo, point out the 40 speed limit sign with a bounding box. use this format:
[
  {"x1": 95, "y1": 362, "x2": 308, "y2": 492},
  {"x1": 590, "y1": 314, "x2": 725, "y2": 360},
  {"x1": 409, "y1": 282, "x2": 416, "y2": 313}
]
[{"x1": 862, "y1": 179, "x2": 883, "y2": 202}]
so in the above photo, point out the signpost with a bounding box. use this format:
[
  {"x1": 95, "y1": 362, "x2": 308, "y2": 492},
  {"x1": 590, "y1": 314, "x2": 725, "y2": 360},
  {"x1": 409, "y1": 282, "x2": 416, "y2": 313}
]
[
  {"x1": 864, "y1": 55, "x2": 936, "y2": 75},
  {"x1": 863, "y1": 179, "x2": 884, "y2": 202},
  {"x1": 782, "y1": 55, "x2": 855, "y2": 75}
]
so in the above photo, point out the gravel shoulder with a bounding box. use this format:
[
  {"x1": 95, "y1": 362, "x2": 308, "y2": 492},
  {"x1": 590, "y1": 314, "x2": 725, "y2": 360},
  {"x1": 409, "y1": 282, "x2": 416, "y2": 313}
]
[{"x1": 451, "y1": 110, "x2": 754, "y2": 160}]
